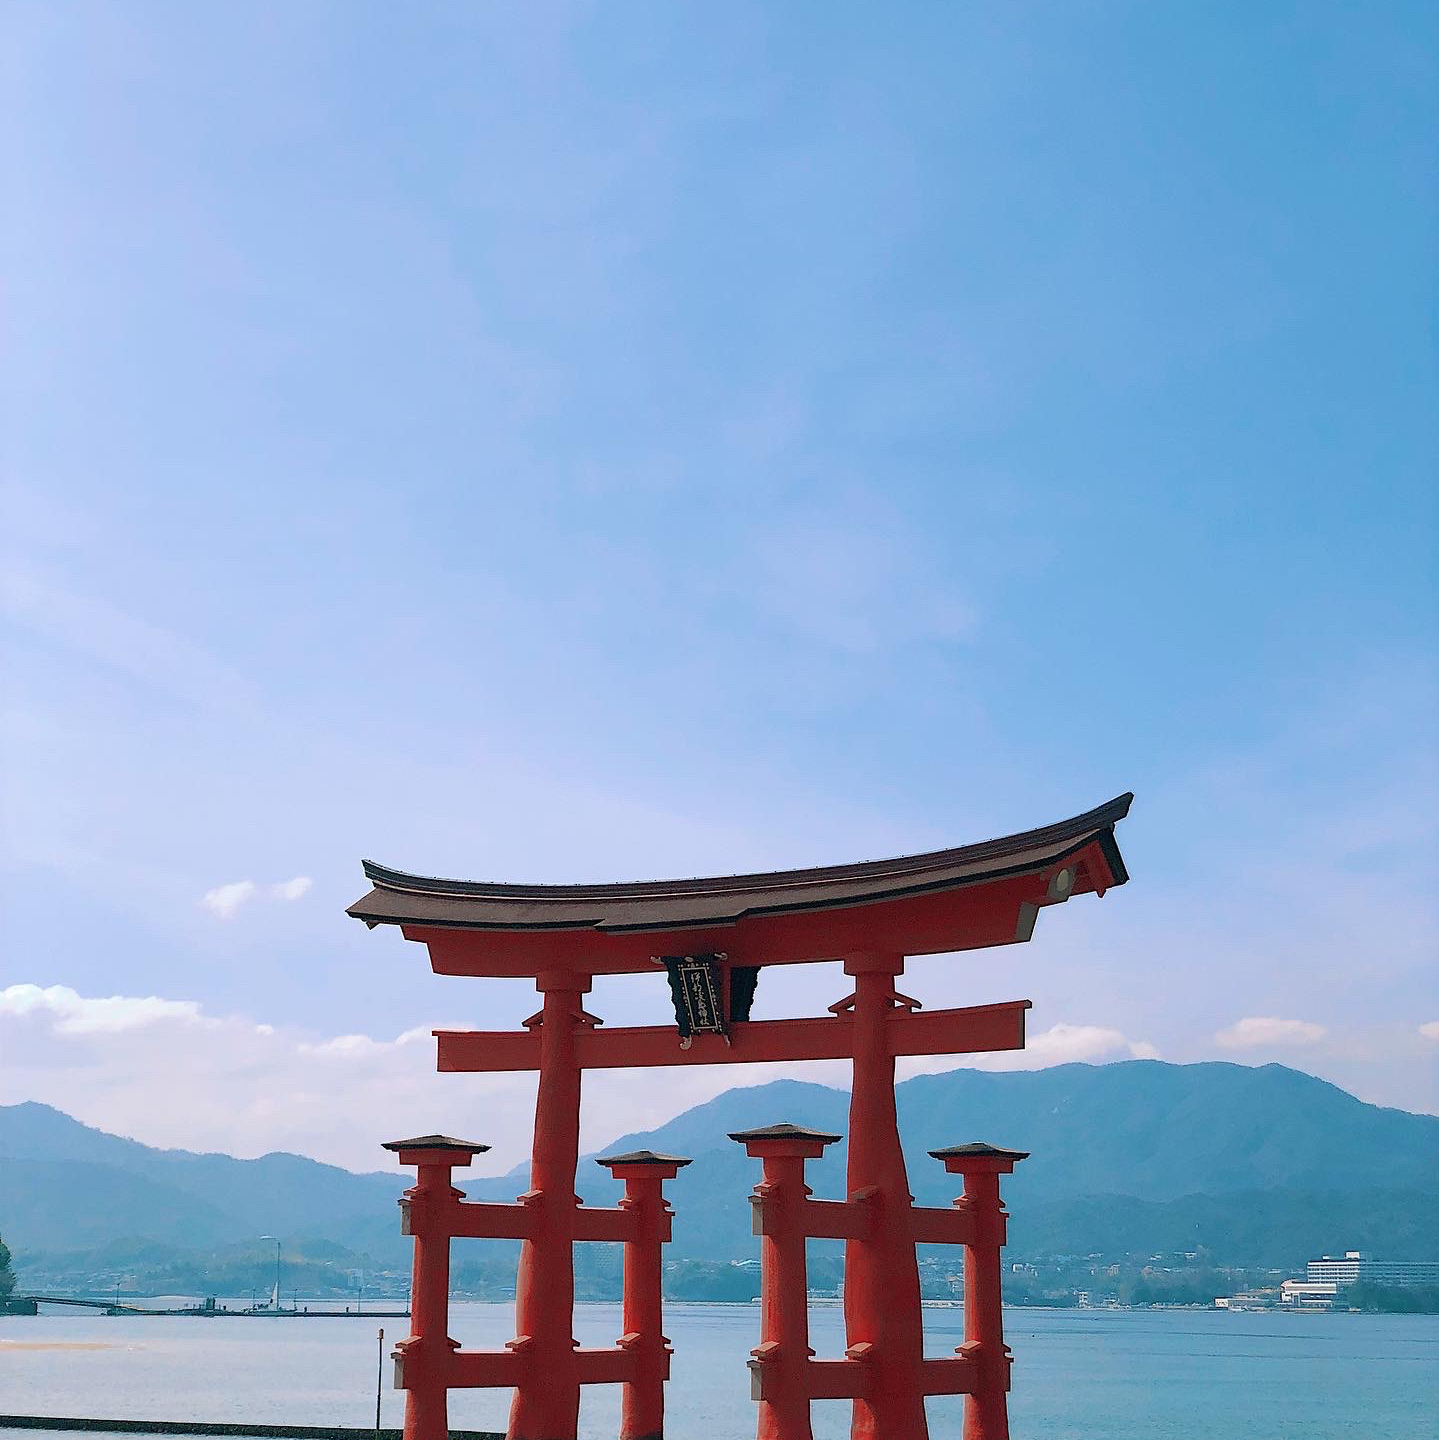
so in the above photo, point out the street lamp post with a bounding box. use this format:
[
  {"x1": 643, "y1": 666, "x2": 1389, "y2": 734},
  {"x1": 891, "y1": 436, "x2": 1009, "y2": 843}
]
[{"x1": 374, "y1": 1327, "x2": 385, "y2": 1439}]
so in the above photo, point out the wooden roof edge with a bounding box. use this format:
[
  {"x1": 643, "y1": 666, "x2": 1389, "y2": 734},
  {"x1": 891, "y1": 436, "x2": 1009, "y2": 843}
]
[{"x1": 354, "y1": 793, "x2": 1133, "y2": 906}]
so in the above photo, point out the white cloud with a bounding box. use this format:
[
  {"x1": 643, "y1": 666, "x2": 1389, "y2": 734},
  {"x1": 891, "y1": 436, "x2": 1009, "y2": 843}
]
[
  {"x1": 901, "y1": 1021, "x2": 1158, "y2": 1079},
  {"x1": 0, "y1": 983, "x2": 206, "y2": 1035},
  {"x1": 200, "y1": 879, "x2": 256, "y2": 919},
  {"x1": 1011, "y1": 1022, "x2": 1155, "y2": 1067},
  {"x1": 1023, "y1": 1023, "x2": 1129, "y2": 1065},
  {"x1": 1214, "y1": 1016, "x2": 1327, "y2": 1050},
  {"x1": 200, "y1": 876, "x2": 312, "y2": 917},
  {"x1": 299, "y1": 1027, "x2": 432, "y2": 1059},
  {"x1": 0, "y1": 981, "x2": 538, "y2": 1172},
  {"x1": 1420, "y1": 1021, "x2": 1439, "y2": 1042}
]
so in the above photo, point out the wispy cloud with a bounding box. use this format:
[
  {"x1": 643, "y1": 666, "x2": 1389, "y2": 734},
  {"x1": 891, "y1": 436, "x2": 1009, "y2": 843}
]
[
  {"x1": 1214, "y1": 1016, "x2": 1327, "y2": 1050},
  {"x1": 1, "y1": 563, "x2": 254, "y2": 714},
  {"x1": 200, "y1": 880, "x2": 257, "y2": 919},
  {"x1": 298, "y1": 1027, "x2": 432, "y2": 1059},
  {"x1": 200, "y1": 876, "x2": 312, "y2": 918},
  {"x1": 1420, "y1": 1021, "x2": 1439, "y2": 1042},
  {"x1": 744, "y1": 502, "x2": 979, "y2": 653}
]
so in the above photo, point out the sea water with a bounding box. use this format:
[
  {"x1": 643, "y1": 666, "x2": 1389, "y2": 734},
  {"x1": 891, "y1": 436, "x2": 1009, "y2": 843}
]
[{"x1": 2, "y1": 1301, "x2": 1435, "y2": 1439}]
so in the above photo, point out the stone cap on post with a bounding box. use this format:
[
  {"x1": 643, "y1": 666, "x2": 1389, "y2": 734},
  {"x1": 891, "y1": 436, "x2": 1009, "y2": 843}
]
[
  {"x1": 928, "y1": 1142, "x2": 1029, "y2": 1175},
  {"x1": 596, "y1": 1149, "x2": 692, "y2": 1180},
  {"x1": 729, "y1": 1122, "x2": 843, "y2": 1159},
  {"x1": 383, "y1": 1134, "x2": 491, "y2": 1168}
]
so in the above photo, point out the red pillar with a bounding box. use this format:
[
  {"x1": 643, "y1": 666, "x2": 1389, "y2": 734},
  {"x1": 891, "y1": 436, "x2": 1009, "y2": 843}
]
[
  {"x1": 841, "y1": 953, "x2": 927, "y2": 1440},
  {"x1": 931, "y1": 1144, "x2": 1028, "y2": 1440},
  {"x1": 596, "y1": 1150, "x2": 691, "y2": 1440},
  {"x1": 730, "y1": 1125, "x2": 842, "y2": 1440},
  {"x1": 383, "y1": 1135, "x2": 490, "y2": 1440},
  {"x1": 509, "y1": 970, "x2": 591, "y2": 1440}
]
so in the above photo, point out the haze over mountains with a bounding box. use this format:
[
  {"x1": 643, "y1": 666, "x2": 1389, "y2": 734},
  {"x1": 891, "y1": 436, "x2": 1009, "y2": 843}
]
[{"x1": 2, "y1": 1061, "x2": 1435, "y2": 1285}]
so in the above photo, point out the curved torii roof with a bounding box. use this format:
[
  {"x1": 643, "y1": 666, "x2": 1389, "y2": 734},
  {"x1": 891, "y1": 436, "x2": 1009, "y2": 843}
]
[{"x1": 347, "y1": 794, "x2": 1131, "y2": 978}]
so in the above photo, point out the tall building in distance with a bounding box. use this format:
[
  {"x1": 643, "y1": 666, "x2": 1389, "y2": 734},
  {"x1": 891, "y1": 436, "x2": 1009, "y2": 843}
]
[
  {"x1": 1306, "y1": 1252, "x2": 1439, "y2": 1287},
  {"x1": 1274, "y1": 1251, "x2": 1439, "y2": 1308}
]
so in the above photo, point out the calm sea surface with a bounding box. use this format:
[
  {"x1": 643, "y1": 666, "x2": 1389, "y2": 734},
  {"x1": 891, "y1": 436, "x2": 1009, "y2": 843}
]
[{"x1": 3, "y1": 1300, "x2": 1436, "y2": 1439}]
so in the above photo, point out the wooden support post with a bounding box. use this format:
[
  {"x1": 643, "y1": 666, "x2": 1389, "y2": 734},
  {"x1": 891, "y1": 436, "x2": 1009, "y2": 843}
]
[
  {"x1": 841, "y1": 954, "x2": 928, "y2": 1440},
  {"x1": 930, "y1": 1144, "x2": 1029, "y2": 1440},
  {"x1": 382, "y1": 1136, "x2": 490, "y2": 1440},
  {"x1": 597, "y1": 1150, "x2": 691, "y2": 1440},
  {"x1": 731, "y1": 1124, "x2": 842, "y2": 1440},
  {"x1": 509, "y1": 971, "x2": 591, "y2": 1440}
]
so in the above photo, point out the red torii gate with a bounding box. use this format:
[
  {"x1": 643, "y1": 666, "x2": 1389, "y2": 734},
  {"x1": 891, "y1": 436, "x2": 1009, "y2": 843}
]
[{"x1": 350, "y1": 793, "x2": 1131, "y2": 1440}]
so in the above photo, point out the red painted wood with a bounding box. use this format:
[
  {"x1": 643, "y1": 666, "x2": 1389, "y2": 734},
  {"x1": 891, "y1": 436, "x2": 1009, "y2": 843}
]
[
  {"x1": 507, "y1": 976, "x2": 586, "y2": 1440},
  {"x1": 571, "y1": 1205, "x2": 637, "y2": 1243},
  {"x1": 449, "y1": 1350, "x2": 525, "y2": 1389},
  {"x1": 388, "y1": 1103, "x2": 685, "y2": 1440},
  {"x1": 574, "y1": 1347, "x2": 638, "y2": 1385},
  {"x1": 409, "y1": 871, "x2": 1062, "y2": 979},
  {"x1": 396, "y1": 1153, "x2": 468, "y2": 1440},
  {"x1": 801, "y1": 1359, "x2": 870, "y2": 1401},
  {"x1": 919, "y1": 1356, "x2": 979, "y2": 1397},
  {"x1": 435, "y1": 999, "x2": 1029, "y2": 1073},
  {"x1": 374, "y1": 810, "x2": 1111, "y2": 1438},
  {"x1": 445, "y1": 1200, "x2": 535, "y2": 1241},
  {"x1": 909, "y1": 1205, "x2": 977, "y2": 1246},
  {"x1": 611, "y1": 1164, "x2": 682, "y2": 1440},
  {"x1": 842, "y1": 955, "x2": 929, "y2": 1440},
  {"x1": 735, "y1": 1118, "x2": 1007, "y2": 1437},
  {"x1": 738, "y1": 1138, "x2": 826, "y2": 1440},
  {"x1": 935, "y1": 1150, "x2": 1025, "y2": 1440},
  {"x1": 792, "y1": 1198, "x2": 864, "y2": 1241}
]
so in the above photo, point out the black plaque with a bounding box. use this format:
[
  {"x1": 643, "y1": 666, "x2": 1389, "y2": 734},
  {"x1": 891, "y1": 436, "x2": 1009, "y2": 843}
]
[
  {"x1": 663, "y1": 954, "x2": 725, "y2": 1041},
  {"x1": 658, "y1": 953, "x2": 761, "y2": 1047}
]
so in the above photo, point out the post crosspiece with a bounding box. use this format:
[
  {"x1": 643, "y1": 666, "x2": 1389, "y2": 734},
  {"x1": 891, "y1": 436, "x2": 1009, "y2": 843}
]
[{"x1": 929, "y1": 1143, "x2": 1030, "y2": 1440}]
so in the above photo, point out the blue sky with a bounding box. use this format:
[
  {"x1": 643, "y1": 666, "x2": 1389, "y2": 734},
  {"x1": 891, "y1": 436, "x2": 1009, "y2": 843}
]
[{"x1": 3, "y1": 2, "x2": 1436, "y2": 1171}]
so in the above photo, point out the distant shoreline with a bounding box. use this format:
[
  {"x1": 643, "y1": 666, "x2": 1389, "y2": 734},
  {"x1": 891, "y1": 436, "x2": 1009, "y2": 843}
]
[{"x1": 12, "y1": 1295, "x2": 1397, "y2": 1316}]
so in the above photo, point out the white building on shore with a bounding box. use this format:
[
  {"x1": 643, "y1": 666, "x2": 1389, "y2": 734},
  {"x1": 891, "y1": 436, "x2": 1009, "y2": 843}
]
[
  {"x1": 1306, "y1": 1252, "x2": 1439, "y2": 1288},
  {"x1": 1221, "y1": 1251, "x2": 1439, "y2": 1311}
]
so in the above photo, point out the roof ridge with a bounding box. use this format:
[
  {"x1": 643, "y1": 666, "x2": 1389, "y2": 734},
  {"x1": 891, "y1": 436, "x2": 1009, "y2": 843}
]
[{"x1": 359, "y1": 793, "x2": 1133, "y2": 901}]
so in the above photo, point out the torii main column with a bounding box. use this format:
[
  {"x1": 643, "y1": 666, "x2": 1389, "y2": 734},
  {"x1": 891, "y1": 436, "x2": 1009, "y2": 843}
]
[
  {"x1": 508, "y1": 970, "x2": 590, "y2": 1440},
  {"x1": 842, "y1": 952, "x2": 928, "y2": 1440}
]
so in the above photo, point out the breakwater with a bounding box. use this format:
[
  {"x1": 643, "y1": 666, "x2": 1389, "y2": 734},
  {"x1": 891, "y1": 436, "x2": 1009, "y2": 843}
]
[{"x1": 0, "y1": 1419, "x2": 498, "y2": 1440}]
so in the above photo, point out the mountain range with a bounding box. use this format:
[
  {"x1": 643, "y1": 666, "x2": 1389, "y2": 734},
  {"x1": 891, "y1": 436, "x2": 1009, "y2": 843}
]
[{"x1": 2, "y1": 1060, "x2": 1436, "y2": 1279}]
